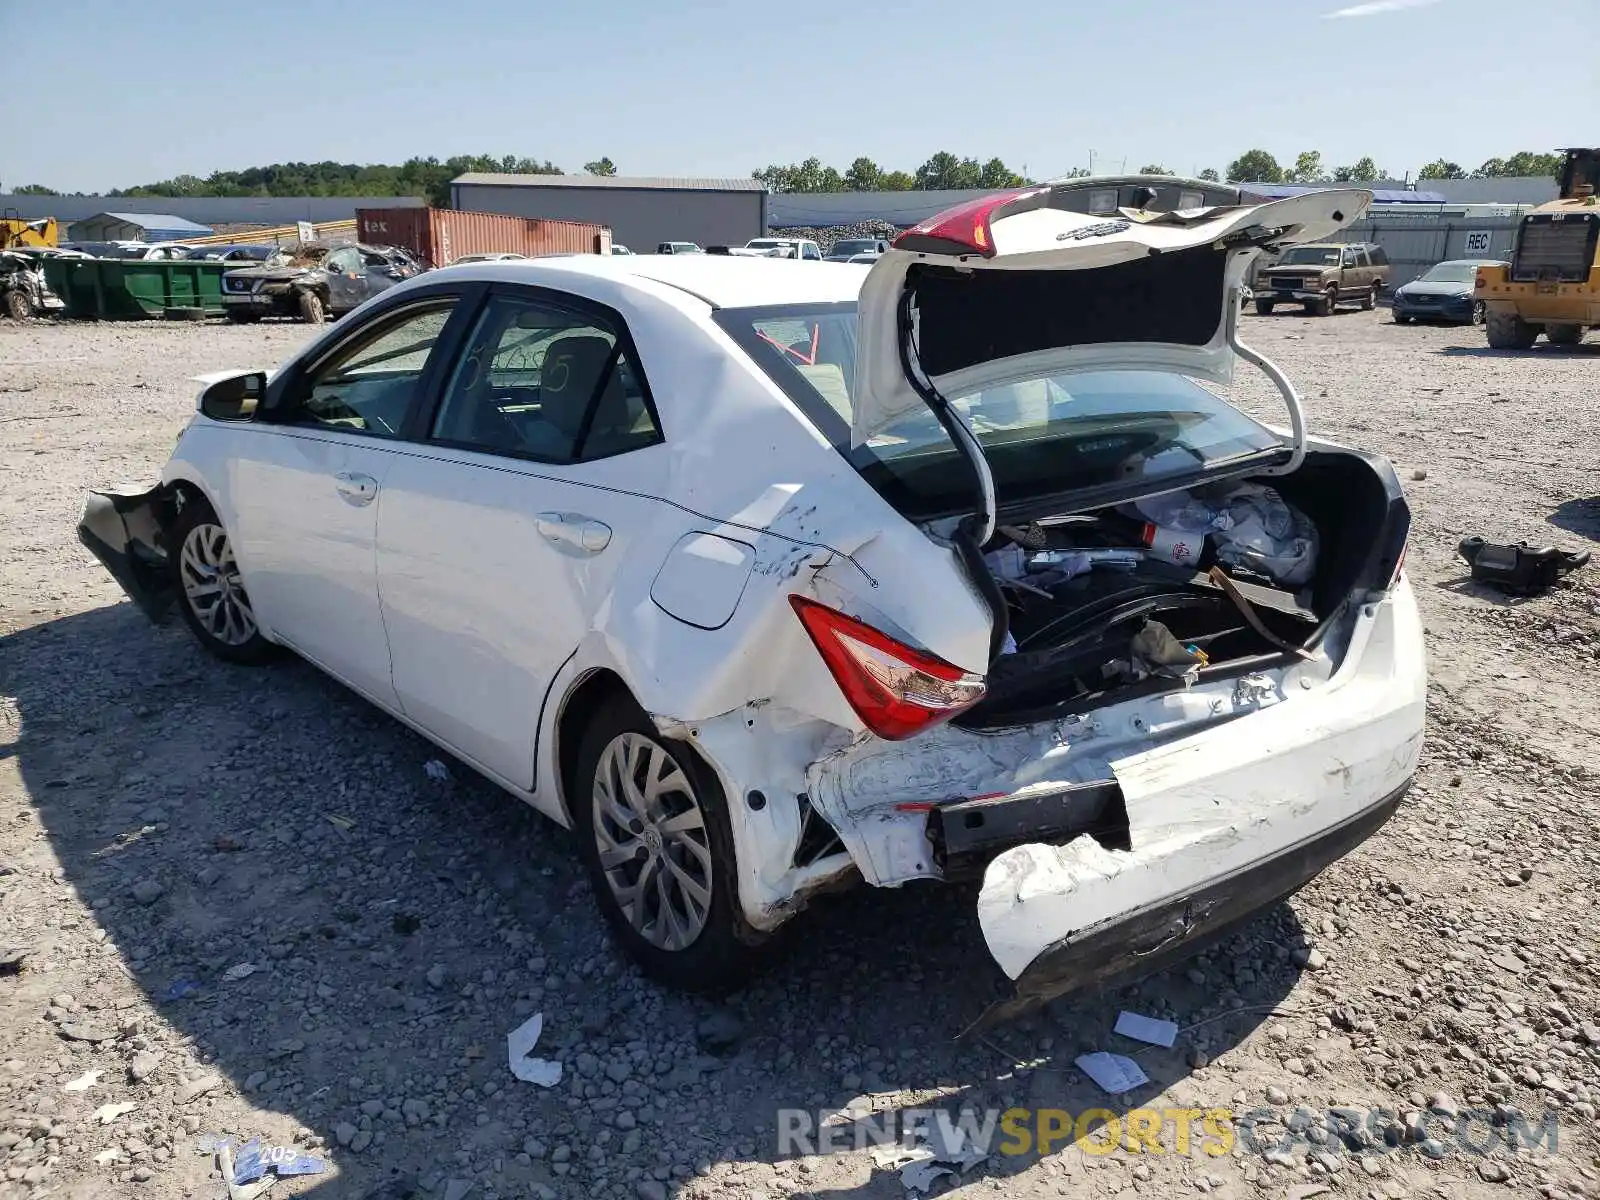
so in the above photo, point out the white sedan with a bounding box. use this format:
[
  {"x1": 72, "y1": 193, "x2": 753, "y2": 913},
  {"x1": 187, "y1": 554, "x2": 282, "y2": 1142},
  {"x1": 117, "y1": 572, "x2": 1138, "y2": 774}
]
[{"x1": 78, "y1": 185, "x2": 1424, "y2": 1022}]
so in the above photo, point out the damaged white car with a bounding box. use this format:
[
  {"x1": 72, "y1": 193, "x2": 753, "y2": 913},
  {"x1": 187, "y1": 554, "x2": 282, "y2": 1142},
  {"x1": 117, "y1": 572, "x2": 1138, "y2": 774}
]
[{"x1": 78, "y1": 182, "x2": 1424, "y2": 1023}]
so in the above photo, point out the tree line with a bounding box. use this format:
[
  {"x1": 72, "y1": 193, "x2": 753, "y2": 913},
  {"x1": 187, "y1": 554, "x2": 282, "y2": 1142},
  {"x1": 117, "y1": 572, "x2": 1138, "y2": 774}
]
[{"x1": 1, "y1": 148, "x2": 1568, "y2": 200}]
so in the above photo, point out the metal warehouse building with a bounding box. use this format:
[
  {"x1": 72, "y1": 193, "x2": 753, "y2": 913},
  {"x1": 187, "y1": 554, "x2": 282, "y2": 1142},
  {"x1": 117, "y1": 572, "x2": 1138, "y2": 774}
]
[
  {"x1": 65, "y1": 212, "x2": 214, "y2": 242},
  {"x1": 449, "y1": 174, "x2": 767, "y2": 251}
]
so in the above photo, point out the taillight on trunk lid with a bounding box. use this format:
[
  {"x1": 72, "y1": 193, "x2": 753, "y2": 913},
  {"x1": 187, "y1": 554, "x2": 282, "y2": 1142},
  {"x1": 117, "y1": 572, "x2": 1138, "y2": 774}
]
[{"x1": 789, "y1": 596, "x2": 986, "y2": 740}]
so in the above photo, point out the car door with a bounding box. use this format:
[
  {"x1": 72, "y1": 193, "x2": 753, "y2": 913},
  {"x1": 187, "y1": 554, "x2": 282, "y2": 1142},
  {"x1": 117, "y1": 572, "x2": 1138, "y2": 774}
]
[
  {"x1": 323, "y1": 246, "x2": 364, "y2": 313},
  {"x1": 230, "y1": 295, "x2": 471, "y2": 708},
  {"x1": 374, "y1": 286, "x2": 669, "y2": 792},
  {"x1": 1340, "y1": 246, "x2": 1361, "y2": 296}
]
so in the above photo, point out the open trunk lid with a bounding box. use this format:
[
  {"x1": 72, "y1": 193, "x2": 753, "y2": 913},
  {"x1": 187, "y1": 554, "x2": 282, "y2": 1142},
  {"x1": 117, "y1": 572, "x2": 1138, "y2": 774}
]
[{"x1": 852, "y1": 187, "x2": 1371, "y2": 457}]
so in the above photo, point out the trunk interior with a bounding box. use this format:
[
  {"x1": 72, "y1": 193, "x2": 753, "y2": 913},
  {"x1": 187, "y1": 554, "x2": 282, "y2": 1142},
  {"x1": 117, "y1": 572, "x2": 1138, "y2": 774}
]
[{"x1": 956, "y1": 448, "x2": 1399, "y2": 730}]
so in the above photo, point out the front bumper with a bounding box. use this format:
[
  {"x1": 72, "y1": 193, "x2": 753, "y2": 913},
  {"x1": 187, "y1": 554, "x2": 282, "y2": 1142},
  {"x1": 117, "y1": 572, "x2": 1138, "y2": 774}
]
[
  {"x1": 1393, "y1": 296, "x2": 1475, "y2": 321},
  {"x1": 77, "y1": 486, "x2": 177, "y2": 622},
  {"x1": 221, "y1": 292, "x2": 290, "y2": 317}
]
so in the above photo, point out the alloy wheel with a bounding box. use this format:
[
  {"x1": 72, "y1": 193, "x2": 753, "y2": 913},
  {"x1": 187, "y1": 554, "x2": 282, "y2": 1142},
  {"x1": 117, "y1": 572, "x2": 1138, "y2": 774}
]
[
  {"x1": 179, "y1": 522, "x2": 258, "y2": 646},
  {"x1": 591, "y1": 732, "x2": 713, "y2": 951}
]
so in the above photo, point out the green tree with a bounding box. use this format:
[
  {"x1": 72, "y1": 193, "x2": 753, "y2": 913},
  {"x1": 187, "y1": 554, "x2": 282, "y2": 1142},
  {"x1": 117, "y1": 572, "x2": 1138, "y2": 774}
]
[
  {"x1": 1197, "y1": 168, "x2": 1221, "y2": 182},
  {"x1": 583, "y1": 157, "x2": 616, "y2": 176},
  {"x1": 1226, "y1": 150, "x2": 1282, "y2": 183},
  {"x1": 844, "y1": 157, "x2": 882, "y2": 191},
  {"x1": 1285, "y1": 151, "x2": 1327, "y2": 183},
  {"x1": 10, "y1": 183, "x2": 57, "y2": 195},
  {"x1": 1471, "y1": 157, "x2": 1509, "y2": 179},
  {"x1": 914, "y1": 151, "x2": 985, "y2": 190},
  {"x1": 1418, "y1": 159, "x2": 1465, "y2": 180},
  {"x1": 1502, "y1": 151, "x2": 1563, "y2": 178},
  {"x1": 1332, "y1": 156, "x2": 1382, "y2": 182},
  {"x1": 879, "y1": 170, "x2": 916, "y2": 191},
  {"x1": 979, "y1": 157, "x2": 1028, "y2": 188},
  {"x1": 1138, "y1": 163, "x2": 1171, "y2": 175},
  {"x1": 752, "y1": 157, "x2": 844, "y2": 193}
]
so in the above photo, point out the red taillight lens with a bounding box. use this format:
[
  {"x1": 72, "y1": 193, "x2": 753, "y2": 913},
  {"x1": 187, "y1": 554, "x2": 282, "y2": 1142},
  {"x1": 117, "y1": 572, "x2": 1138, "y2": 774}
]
[
  {"x1": 892, "y1": 186, "x2": 1048, "y2": 258},
  {"x1": 790, "y1": 596, "x2": 986, "y2": 740},
  {"x1": 1389, "y1": 540, "x2": 1408, "y2": 588}
]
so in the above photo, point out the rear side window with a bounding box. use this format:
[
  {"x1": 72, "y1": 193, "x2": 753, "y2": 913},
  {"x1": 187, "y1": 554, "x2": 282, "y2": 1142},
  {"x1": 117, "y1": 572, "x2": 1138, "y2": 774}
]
[
  {"x1": 1368, "y1": 246, "x2": 1388, "y2": 266},
  {"x1": 429, "y1": 294, "x2": 660, "y2": 463}
]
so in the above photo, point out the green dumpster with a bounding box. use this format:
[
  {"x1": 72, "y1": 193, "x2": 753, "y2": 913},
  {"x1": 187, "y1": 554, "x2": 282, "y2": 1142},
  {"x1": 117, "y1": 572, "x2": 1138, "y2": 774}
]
[{"x1": 42, "y1": 257, "x2": 231, "y2": 319}]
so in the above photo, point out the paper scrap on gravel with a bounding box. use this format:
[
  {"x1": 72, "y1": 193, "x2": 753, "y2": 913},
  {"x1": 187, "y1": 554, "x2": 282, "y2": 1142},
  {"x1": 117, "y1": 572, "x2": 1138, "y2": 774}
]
[
  {"x1": 1076, "y1": 1051, "x2": 1149, "y2": 1094},
  {"x1": 1114, "y1": 1010, "x2": 1179, "y2": 1047},
  {"x1": 507, "y1": 1013, "x2": 563, "y2": 1087},
  {"x1": 63, "y1": 1068, "x2": 102, "y2": 1092},
  {"x1": 92, "y1": 1101, "x2": 137, "y2": 1125}
]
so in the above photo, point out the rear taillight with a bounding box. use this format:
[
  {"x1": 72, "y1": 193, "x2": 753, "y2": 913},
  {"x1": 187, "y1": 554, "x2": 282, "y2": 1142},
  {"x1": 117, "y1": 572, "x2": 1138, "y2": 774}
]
[
  {"x1": 893, "y1": 186, "x2": 1049, "y2": 258},
  {"x1": 1388, "y1": 540, "x2": 1408, "y2": 589},
  {"x1": 790, "y1": 596, "x2": 985, "y2": 740}
]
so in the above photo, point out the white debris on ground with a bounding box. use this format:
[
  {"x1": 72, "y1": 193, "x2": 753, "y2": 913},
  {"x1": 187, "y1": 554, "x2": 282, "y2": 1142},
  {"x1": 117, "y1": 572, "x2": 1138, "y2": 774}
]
[{"x1": 2, "y1": 312, "x2": 1600, "y2": 1199}]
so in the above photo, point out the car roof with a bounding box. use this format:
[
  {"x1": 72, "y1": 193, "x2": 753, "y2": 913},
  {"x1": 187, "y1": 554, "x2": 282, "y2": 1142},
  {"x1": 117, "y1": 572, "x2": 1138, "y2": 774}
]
[{"x1": 459, "y1": 254, "x2": 871, "y2": 309}]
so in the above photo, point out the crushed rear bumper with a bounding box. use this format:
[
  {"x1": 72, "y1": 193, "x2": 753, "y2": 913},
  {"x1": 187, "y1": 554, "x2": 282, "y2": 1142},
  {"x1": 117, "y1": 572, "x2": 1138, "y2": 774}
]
[{"x1": 971, "y1": 777, "x2": 1407, "y2": 1029}]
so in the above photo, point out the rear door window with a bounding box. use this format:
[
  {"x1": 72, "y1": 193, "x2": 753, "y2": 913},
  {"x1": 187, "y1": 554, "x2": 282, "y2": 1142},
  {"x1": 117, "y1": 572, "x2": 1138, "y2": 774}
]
[{"x1": 428, "y1": 293, "x2": 661, "y2": 463}]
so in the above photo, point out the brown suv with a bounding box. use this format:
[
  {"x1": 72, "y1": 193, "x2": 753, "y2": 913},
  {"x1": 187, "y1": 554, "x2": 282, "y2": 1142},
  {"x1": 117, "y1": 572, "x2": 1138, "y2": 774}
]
[{"x1": 1253, "y1": 242, "x2": 1390, "y2": 316}]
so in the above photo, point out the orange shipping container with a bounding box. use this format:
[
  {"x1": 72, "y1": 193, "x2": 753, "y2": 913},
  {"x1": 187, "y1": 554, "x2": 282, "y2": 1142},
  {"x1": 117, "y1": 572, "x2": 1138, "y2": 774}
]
[{"x1": 355, "y1": 207, "x2": 611, "y2": 267}]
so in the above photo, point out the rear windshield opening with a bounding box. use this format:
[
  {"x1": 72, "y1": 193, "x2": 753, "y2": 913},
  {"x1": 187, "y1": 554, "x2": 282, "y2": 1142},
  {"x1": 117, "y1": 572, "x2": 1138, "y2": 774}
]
[{"x1": 714, "y1": 300, "x2": 1282, "y2": 520}]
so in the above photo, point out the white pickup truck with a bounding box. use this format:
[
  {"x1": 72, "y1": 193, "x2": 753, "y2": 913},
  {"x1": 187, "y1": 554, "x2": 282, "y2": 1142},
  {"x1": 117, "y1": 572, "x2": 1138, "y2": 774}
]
[{"x1": 744, "y1": 237, "x2": 823, "y2": 260}]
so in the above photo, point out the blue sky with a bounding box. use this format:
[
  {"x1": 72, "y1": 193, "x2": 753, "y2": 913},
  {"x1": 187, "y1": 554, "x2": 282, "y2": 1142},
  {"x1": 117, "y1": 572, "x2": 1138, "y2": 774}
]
[{"x1": 2, "y1": 0, "x2": 1594, "y2": 193}]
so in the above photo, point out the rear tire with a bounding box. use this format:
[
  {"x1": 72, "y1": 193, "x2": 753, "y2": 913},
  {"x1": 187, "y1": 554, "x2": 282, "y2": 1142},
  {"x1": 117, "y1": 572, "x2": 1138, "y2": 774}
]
[
  {"x1": 571, "y1": 696, "x2": 764, "y2": 994},
  {"x1": 1254, "y1": 299, "x2": 1275, "y2": 315},
  {"x1": 1547, "y1": 324, "x2": 1585, "y2": 346},
  {"x1": 1360, "y1": 282, "x2": 1378, "y2": 311},
  {"x1": 1485, "y1": 309, "x2": 1539, "y2": 349},
  {"x1": 297, "y1": 290, "x2": 325, "y2": 324},
  {"x1": 3, "y1": 289, "x2": 33, "y2": 320},
  {"x1": 168, "y1": 495, "x2": 278, "y2": 666}
]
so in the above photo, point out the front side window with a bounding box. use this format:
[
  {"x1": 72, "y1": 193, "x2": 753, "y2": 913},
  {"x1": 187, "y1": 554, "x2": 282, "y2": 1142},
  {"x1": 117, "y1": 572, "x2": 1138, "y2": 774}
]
[
  {"x1": 430, "y1": 294, "x2": 660, "y2": 463},
  {"x1": 326, "y1": 247, "x2": 361, "y2": 274},
  {"x1": 716, "y1": 303, "x2": 1281, "y2": 517},
  {"x1": 292, "y1": 302, "x2": 456, "y2": 437}
]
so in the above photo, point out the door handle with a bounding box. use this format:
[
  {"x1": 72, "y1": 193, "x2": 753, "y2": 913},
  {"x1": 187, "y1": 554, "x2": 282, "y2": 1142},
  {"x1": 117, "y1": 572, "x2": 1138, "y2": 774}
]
[
  {"x1": 334, "y1": 471, "x2": 378, "y2": 506},
  {"x1": 536, "y1": 512, "x2": 611, "y2": 553}
]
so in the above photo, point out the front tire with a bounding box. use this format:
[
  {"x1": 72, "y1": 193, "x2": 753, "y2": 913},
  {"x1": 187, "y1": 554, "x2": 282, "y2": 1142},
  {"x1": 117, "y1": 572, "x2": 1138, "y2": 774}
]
[
  {"x1": 168, "y1": 496, "x2": 277, "y2": 665},
  {"x1": 571, "y1": 698, "x2": 761, "y2": 993},
  {"x1": 1485, "y1": 309, "x2": 1539, "y2": 349},
  {"x1": 297, "y1": 290, "x2": 325, "y2": 324},
  {"x1": 1317, "y1": 285, "x2": 1338, "y2": 316},
  {"x1": 1547, "y1": 324, "x2": 1585, "y2": 346},
  {"x1": 1393, "y1": 311, "x2": 1412, "y2": 325},
  {"x1": 4, "y1": 289, "x2": 33, "y2": 320},
  {"x1": 1254, "y1": 299, "x2": 1275, "y2": 315}
]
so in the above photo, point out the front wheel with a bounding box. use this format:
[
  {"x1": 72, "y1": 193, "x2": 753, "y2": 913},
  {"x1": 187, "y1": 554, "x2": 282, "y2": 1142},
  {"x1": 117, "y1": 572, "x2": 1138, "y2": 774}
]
[
  {"x1": 1470, "y1": 301, "x2": 1486, "y2": 325},
  {"x1": 168, "y1": 496, "x2": 278, "y2": 665},
  {"x1": 1317, "y1": 286, "x2": 1338, "y2": 316},
  {"x1": 297, "y1": 290, "x2": 325, "y2": 324},
  {"x1": 4, "y1": 289, "x2": 33, "y2": 320},
  {"x1": 572, "y1": 698, "x2": 762, "y2": 993},
  {"x1": 1254, "y1": 299, "x2": 1275, "y2": 315},
  {"x1": 1393, "y1": 311, "x2": 1412, "y2": 325}
]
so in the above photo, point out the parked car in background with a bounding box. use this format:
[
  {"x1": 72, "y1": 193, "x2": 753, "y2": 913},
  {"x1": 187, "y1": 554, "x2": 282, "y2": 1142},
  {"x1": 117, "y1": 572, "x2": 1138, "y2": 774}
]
[
  {"x1": 746, "y1": 237, "x2": 823, "y2": 261},
  {"x1": 825, "y1": 238, "x2": 890, "y2": 263},
  {"x1": 0, "y1": 249, "x2": 64, "y2": 319},
  {"x1": 1391, "y1": 259, "x2": 1505, "y2": 326},
  {"x1": 450, "y1": 252, "x2": 530, "y2": 265},
  {"x1": 1253, "y1": 243, "x2": 1390, "y2": 316},
  {"x1": 196, "y1": 244, "x2": 293, "y2": 266},
  {"x1": 76, "y1": 186, "x2": 1423, "y2": 1019},
  {"x1": 610, "y1": 244, "x2": 634, "y2": 255},
  {"x1": 222, "y1": 243, "x2": 422, "y2": 324},
  {"x1": 58, "y1": 241, "x2": 125, "y2": 258},
  {"x1": 109, "y1": 242, "x2": 197, "y2": 260},
  {"x1": 656, "y1": 242, "x2": 704, "y2": 255}
]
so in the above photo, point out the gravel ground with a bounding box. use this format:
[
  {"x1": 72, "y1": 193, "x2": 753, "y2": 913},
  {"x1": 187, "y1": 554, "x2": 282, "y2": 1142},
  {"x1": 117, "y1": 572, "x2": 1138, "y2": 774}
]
[{"x1": 3, "y1": 309, "x2": 1600, "y2": 1200}]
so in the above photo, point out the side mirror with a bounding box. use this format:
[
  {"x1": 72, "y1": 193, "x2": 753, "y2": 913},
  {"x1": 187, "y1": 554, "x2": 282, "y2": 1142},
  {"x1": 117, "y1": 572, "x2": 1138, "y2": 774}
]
[{"x1": 199, "y1": 372, "x2": 266, "y2": 422}]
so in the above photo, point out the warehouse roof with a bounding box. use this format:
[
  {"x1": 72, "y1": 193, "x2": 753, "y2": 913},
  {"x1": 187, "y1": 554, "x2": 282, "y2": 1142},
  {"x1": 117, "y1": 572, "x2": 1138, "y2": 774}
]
[
  {"x1": 452, "y1": 173, "x2": 767, "y2": 193},
  {"x1": 91, "y1": 212, "x2": 215, "y2": 233}
]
